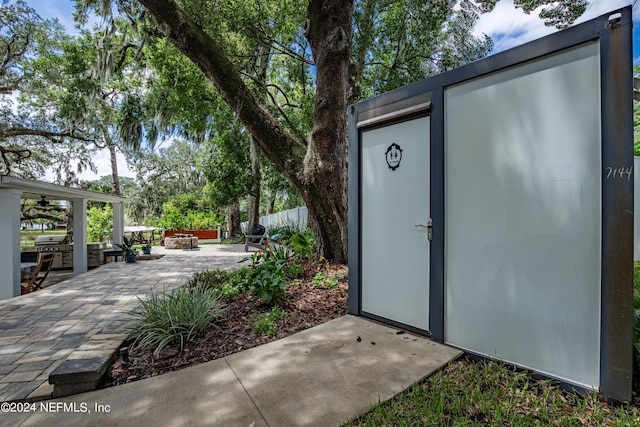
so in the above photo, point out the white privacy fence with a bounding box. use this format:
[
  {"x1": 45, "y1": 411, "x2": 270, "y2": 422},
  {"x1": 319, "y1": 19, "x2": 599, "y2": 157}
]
[{"x1": 242, "y1": 206, "x2": 308, "y2": 232}]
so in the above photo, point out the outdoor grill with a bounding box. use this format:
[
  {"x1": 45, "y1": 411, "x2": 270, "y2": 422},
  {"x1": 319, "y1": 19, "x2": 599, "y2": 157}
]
[
  {"x1": 22, "y1": 236, "x2": 104, "y2": 269},
  {"x1": 34, "y1": 235, "x2": 69, "y2": 246}
]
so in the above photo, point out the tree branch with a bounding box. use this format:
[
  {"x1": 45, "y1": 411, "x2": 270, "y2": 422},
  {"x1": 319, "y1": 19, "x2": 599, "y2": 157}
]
[
  {"x1": 1, "y1": 128, "x2": 94, "y2": 143},
  {"x1": 250, "y1": 26, "x2": 315, "y2": 66},
  {"x1": 138, "y1": 0, "x2": 307, "y2": 182},
  {"x1": 21, "y1": 210, "x2": 66, "y2": 222},
  {"x1": 0, "y1": 145, "x2": 31, "y2": 175}
]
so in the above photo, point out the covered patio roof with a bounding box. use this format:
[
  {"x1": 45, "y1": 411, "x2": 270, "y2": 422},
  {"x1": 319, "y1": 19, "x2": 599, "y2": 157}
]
[
  {"x1": 0, "y1": 175, "x2": 126, "y2": 203},
  {"x1": 0, "y1": 175, "x2": 127, "y2": 300}
]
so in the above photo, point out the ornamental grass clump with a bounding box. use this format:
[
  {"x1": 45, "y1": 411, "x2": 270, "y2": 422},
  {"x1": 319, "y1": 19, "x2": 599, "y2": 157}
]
[{"x1": 126, "y1": 285, "x2": 225, "y2": 356}]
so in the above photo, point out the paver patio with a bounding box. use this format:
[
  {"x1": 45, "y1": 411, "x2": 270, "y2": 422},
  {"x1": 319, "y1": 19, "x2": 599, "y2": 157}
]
[{"x1": 0, "y1": 244, "x2": 249, "y2": 402}]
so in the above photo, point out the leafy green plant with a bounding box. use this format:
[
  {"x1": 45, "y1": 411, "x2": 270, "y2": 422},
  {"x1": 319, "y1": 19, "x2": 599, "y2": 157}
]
[
  {"x1": 312, "y1": 271, "x2": 339, "y2": 289},
  {"x1": 266, "y1": 223, "x2": 301, "y2": 245},
  {"x1": 187, "y1": 269, "x2": 230, "y2": 290},
  {"x1": 227, "y1": 268, "x2": 254, "y2": 294},
  {"x1": 158, "y1": 193, "x2": 224, "y2": 231},
  {"x1": 290, "y1": 230, "x2": 316, "y2": 260},
  {"x1": 125, "y1": 285, "x2": 225, "y2": 356},
  {"x1": 251, "y1": 258, "x2": 287, "y2": 306},
  {"x1": 186, "y1": 269, "x2": 243, "y2": 298},
  {"x1": 264, "y1": 244, "x2": 295, "y2": 263},
  {"x1": 87, "y1": 204, "x2": 112, "y2": 242},
  {"x1": 284, "y1": 260, "x2": 303, "y2": 280},
  {"x1": 116, "y1": 235, "x2": 138, "y2": 257},
  {"x1": 252, "y1": 306, "x2": 286, "y2": 337},
  {"x1": 261, "y1": 244, "x2": 303, "y2": 280},
  {"x1": 240, "y1": 247, "x2": 289, "y2": 305}
]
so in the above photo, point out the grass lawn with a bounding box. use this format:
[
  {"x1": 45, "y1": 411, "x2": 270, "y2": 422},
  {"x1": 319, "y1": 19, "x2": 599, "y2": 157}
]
[
  {"x1": 346, "y1": 357, "x2": 640, "y2": 426},
  {"x1": 347, "y1": 264, "x2": 640, "y2": 426}
]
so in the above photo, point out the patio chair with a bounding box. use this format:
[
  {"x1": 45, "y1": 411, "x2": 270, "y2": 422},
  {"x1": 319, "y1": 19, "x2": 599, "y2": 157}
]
[
  {"x1": 21, "y1": 253, "x2": 54, "y2": 294},
  {"x1": 244, "y1": 224, "x2": 267, "y2": 252}
]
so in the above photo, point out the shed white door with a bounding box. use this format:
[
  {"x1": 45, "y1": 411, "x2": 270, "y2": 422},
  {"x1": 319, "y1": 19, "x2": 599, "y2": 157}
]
[{"x1": 361, "y1": 116, "x2": 430, "y2": 331}]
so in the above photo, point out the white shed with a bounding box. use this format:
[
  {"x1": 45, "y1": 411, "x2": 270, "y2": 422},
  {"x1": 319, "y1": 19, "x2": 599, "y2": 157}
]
[{"x1": 349, "y1": 8, "x2": 633, "y2": 402}]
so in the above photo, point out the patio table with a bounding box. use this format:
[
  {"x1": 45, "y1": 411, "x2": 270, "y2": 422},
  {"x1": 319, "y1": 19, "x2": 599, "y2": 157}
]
[
  {"x1": 103, "y1": 247, "x2": 123, "y2": 263},
  {"x1": 20, "y1": 262, "x2": 38, "y2": 270}
]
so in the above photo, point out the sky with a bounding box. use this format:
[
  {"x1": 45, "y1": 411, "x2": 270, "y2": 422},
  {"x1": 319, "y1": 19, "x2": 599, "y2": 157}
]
[{"x1": 19, "y1": 0, "x2": 640, "y2": 181}]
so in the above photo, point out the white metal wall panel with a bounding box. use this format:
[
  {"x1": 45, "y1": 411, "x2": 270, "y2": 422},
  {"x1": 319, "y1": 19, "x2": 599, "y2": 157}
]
[
  {"x1": 635, "y1": 156, "x2": 640, "y2": 261},
  {"x1": 444, "y1": 42, "x2": 602, "y2": 388}
]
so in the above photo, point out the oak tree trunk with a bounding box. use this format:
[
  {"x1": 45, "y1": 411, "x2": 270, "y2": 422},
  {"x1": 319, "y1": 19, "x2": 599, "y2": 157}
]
[
  {"x1": 102, "y1": 125, "x2": 121, "y2": 196},
  {"x1": 247, "y1": 137, "x2": 261, "y2": 231},
  {"x1": 299, "y1": 0, "x2": 353, "y2": 262},
  {"x1": 109, "y1": 144, "x2": 121, "y2": 196},
  {"x1": 227, "y1": 202, "x2": 241, "y2": 239},
  {"x1": 266, "y1": 197, "x2": 275, "y2": 215},
  {"x1": 139, "y1": 0, "x2": 353, "y2": 263}
]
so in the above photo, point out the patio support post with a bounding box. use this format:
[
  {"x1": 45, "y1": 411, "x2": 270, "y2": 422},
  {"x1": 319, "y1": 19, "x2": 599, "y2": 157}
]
[
  {"x1": 0, "y1": 189, "x2": 22, "y2": 299},
  {"x1": 112, "y1": 202, "x2": 124, "y2": 246},
  {"x1": 71, "y1": 198, "x2": 88, "y2": 275}
]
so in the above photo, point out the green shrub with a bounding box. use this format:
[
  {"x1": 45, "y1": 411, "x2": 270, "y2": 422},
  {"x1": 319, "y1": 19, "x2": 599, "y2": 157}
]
[
  {"x1": 290, "y1": 230, "x2": 316, "y2": 260},
  {"x1": 251, "y1": 259, "x2": 287, "y2": 306},
  {"x1": 241, "y1": 248, "x2": 288, "y2": 305},
  {"x1": 227, "y1": 268, "x2": 254, "y2": 294},
  {"x1": 284, "y1": 260, "x2": 303, "y2": 280},
  {"x1": 186, "y1": 269, "x2": 245, "y2": 298},
  {"x1": 312, "y1": 271, "x2": 339, "y2": 289},
  {"x1": 158, "y1": 193, "x2": 223, "y2": 231},
  {"x1": 264, "y1": 244, "x2": 295, "y2": 263},
  {"x1": 266, "y1": 223, "x2": 301, "y2": 245},
  {"x1": 87, "y1": 205, "x2": 113, "y2": 242},
  {"x1": 262, "y1": 244, "x2": 303, "y2": 280},
  {"x1": 187, "y1": 269, "x2": 230, "y2": 290},
  {"x1": 126, "y1": 285, "x2": 226, "y2": 356},
  {"x1": 252, "y1": 307, "x2": 287, "y2": 337}
]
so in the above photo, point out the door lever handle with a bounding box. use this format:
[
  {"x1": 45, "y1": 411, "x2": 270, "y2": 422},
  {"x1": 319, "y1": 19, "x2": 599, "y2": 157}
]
[{"x1": 414, "y1": 218, "x2": 433, "y2": 241}]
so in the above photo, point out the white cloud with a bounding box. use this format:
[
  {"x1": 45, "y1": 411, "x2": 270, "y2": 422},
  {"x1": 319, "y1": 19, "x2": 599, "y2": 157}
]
[
  {"x1": 75, "y1": 147, "x2": 135, "y2": 181},
  {"x1": 45, "y1": 146, "x2": 135, "y2": 183},
  {"x1": 575, "y1": 0, "x2": 635, "y2": 23},
  {"x1": 473, "y1": 0, "x2": 635, "y2": 54}
]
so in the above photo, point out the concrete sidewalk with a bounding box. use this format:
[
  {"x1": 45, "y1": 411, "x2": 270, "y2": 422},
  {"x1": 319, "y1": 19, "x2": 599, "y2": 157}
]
[{"x1": 2, "y1": 315, "x2": 461, "y2": 427}]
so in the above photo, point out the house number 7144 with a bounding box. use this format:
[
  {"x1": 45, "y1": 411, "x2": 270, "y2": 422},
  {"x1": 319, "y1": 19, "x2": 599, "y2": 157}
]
[{"x1": 604, "y1": 166, "x2": 633, "y2": 181}]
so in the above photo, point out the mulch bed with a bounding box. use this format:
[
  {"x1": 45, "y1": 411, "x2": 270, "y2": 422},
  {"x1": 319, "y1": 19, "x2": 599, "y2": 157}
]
[{"x1": 98, "y1": 264, "x2": 348, "y2": 388}]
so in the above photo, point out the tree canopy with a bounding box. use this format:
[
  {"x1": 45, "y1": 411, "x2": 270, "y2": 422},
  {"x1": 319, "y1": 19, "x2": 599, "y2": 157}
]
[
  {"x1": 0, "y1": 1, "x2": 98, "y2": 178},
  {"x1": 124, "y1": 0, "x2": 586, "y2": 262},
  {"x1": 4, "y1": 0, "x2": 588, "y2": 261}
]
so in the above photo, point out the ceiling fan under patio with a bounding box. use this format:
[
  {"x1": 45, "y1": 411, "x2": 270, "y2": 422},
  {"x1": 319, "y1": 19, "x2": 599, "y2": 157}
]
[{"x1": 37, "y1": 195, "x2": 49, "y2": 208}]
